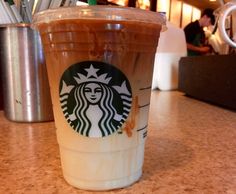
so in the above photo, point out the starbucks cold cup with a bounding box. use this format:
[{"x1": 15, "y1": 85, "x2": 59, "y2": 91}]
[{"x1": 33, "y1": 6, "x2": 165, "y2": 190}]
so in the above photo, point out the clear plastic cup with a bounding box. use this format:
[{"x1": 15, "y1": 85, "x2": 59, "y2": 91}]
[{"x1": 33, "y1": 5, "x2": 165, "y2": 190}]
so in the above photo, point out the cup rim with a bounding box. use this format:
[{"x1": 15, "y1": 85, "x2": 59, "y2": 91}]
[
  {"x1": 32, "y1": 5, "x2": 166, "y2": 27},
  {"x1": 0, "y1": 23, "x2": 31, "y2": 28}
]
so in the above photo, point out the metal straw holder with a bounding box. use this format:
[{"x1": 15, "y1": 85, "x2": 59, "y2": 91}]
[{"x1": 0, "y1": 24, "x2": 53, "y2": 122}]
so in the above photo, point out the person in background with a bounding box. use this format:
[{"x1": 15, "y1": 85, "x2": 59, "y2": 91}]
[{"x1": 184, "y1": 8, "x2": 215, "y2": 56}]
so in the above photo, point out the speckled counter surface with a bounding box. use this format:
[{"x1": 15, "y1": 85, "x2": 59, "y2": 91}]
[{"x1": 0, "y1": 91, "x2": 236, "y2": 194}]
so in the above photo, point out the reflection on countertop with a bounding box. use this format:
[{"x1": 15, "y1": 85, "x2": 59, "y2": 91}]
[{"x1": 0, "y1": 91, "x2": 236, "y2": 194}]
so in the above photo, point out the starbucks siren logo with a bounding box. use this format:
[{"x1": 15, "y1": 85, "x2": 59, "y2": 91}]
[{"x1": 59, "y1": 61, "x2": 132, "y2": 138}]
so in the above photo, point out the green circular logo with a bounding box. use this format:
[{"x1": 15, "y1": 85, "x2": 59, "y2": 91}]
[{"x1": 59, "y1": 61, "x2": 132, "y2": 138}]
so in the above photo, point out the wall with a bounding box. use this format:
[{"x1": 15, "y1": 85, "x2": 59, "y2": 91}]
[
  {"x1": 156, "y1": 0, "x2": 201, "y2": 28},
  {"x1": 135, "y1": 0, "x2": 201, "y2": 28}
]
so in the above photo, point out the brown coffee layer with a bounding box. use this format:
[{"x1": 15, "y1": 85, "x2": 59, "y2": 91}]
[{"x1": 37, "y1": 19, "x2": 161, "y2": 136}]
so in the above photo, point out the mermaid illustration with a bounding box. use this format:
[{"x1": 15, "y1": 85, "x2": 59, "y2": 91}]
[{"x1": 59, "y1": 63, "x2": 132, "y2": 138}]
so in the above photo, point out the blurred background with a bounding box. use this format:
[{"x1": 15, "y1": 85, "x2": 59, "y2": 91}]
[{"x1": 10, "y1": 0, "x2": 232, "y2": 28}]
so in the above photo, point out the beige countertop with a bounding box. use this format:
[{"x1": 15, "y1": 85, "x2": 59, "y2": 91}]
[{"x1": 0, "y1": 91, "x2": 236, "y2": 194}]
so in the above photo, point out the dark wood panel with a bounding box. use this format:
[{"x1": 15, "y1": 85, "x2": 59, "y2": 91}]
[{"x1": 178, "y1": 55, "x2": 236, "y2": 110}]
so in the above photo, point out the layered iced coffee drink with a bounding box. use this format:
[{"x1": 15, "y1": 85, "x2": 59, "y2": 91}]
[{"x1": 33, "y1": 6, "x2": 165, "y2": 190}]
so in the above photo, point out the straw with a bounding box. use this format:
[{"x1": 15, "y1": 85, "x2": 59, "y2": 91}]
[
  {"x1": 23, "y1": 0, "x2": 32, "y2": 21},
  {"x1": 34, "y1": 0, "x2": 51, "y2": 13},
  {"x1": 62, "y1": 0, "x2": 77, "y2": 6},
  {"x1": 0, "y1": 0, "x2": 12, "y2": 24},
  {"x1": 70, "y1": 0, "x2": 77, "y2": 6},
  {"x1": 63, "y1": 0, "x2": 69, "y2": 6},
  {"x1": 49, "y1": 0, "x2": 63, "y2": 8},
  {"x1": 20, "y1": 0, "x2": 32, "y2": 23},
  {"x1": 7, "y1": 0, "x2": 23, "y2": 22},
  {"x1": 88, "y1": 0, "x2": 97, "y2": 5},
  {"x1": 0, "y1": 0, "x2": 80, "y2": 24},
  {"x1": 28, "y1": 0, "x2": 35, "y2": 13},
  {"x1": 2, "y1": 0, "x2": 17, "y2": 23},
  {"x1": 58, "y1": 0, "x2": 83, "y2": 7},
  {"x1": 38, "y1": 0, "x2": 51, "y2": 11},
  {"x1": 33, "y1": 0, "x2": 41, "y2": 13}
]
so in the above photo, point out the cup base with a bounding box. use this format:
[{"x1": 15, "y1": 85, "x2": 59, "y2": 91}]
[
  {"x1": 59, "y1": 140, "x2": 145, "y2": 191},
  {"x1": 63, "y1": 169, "x2": 142, "y2": 191}
]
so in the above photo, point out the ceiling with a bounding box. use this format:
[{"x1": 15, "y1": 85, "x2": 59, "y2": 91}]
[{"x1": 181, "y1": 0, "x2": 231, "y2": 10}]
